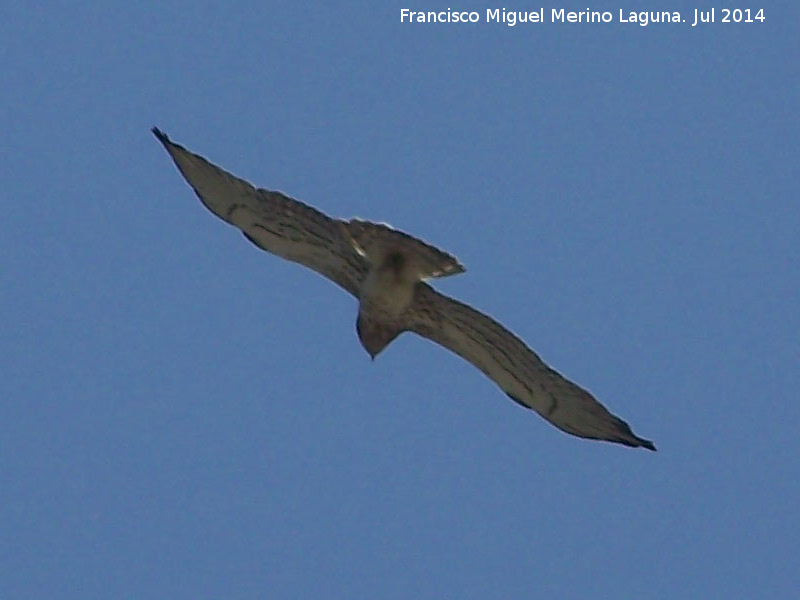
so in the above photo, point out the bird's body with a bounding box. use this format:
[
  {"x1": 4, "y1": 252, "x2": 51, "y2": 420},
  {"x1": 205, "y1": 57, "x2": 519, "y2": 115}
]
[
  {"x1": 153, "y1": 128, "x2": 656, "y2": 451},
  {"x1": 360, "y1": 250, "x2": 417, "y2": 319}
]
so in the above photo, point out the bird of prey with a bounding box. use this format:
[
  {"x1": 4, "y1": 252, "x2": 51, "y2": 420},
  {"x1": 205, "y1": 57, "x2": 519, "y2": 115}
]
[{"x1": 153, "y1": 128, "x2": 656, "y2": 451}]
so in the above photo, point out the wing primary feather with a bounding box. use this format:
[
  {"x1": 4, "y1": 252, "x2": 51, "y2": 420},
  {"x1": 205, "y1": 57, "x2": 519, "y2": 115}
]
[
  {"x1": 408, "y1": 283, "x2": 656, "y2": 451},
  {"x1": 152, "y1": 128, "x2": 367, "y2": 297}
]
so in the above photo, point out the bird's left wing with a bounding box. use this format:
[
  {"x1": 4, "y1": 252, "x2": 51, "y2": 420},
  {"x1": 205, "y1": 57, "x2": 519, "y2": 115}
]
[
  {"x1": 406, "y1": 283, "x2": 656, "y2": 450},
  {"x1": 153, "y1": 128, "x2": 367, "y2": 297}
]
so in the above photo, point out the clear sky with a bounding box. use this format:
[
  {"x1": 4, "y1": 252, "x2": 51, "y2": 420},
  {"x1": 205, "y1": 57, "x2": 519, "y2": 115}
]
[{"x1": 2, "y1": 2, "x2": 798, "y2": 598}]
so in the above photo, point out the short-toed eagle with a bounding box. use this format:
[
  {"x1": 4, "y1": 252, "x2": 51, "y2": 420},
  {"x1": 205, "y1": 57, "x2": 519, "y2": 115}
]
[{"x1": 154, "y1": 128, "x2": 655, "y2": 451}]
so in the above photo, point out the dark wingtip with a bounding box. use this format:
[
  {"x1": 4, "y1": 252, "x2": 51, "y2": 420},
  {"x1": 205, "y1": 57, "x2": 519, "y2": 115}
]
[
  {"x1": 152, "y1": 127, "x2": 190, "y2": 155},
  {"x1": 640, "y1": 438, "x2": 657, "y2": 452},
  {"x1": 151, "y1": 127, "x2": 169, "y2": 144},
  {"x1": 614, "y1": 414, "x2": 657, "y2": 451},
  {"x1": 621, "y1": 422, "x2": 657, "y2": 452}
]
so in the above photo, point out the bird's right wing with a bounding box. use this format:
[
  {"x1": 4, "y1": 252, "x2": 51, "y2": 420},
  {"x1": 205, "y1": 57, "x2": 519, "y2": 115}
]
[
  {"x1": 407, "y1": 283, "x2": 656, "y2": 450},
  {"x1": 153, "y1": 128, "x2": 367, "y2": 297}
]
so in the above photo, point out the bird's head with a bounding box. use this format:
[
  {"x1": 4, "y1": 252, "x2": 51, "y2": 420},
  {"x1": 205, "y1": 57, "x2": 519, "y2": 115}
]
[{"x1": 356, "y1": 314, "x2": 401, "y2": 360}]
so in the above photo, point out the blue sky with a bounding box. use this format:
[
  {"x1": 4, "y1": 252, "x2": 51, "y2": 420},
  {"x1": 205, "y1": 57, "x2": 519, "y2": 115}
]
[{"x1": 2, "y1": 2, "x2": 798, "y2": 598}]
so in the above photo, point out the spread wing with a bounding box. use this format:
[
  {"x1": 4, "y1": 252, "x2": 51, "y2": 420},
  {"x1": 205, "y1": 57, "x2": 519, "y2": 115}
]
[
  {"x1": 407, "y1": 283, "x2": 656, "y2": 450},
  {"x1": 153, "y1": 128, "x2": 367, "y2": 297}
]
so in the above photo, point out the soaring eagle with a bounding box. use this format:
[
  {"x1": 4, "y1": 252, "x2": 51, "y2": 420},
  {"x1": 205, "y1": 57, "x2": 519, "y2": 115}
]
[{"x1": 154, "y1": 128, "x2": 655, "y2": 451}]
